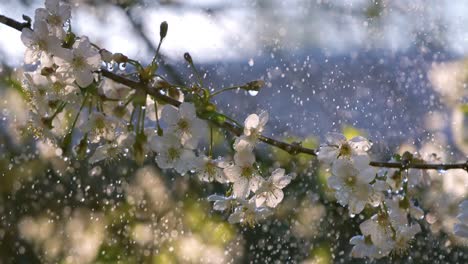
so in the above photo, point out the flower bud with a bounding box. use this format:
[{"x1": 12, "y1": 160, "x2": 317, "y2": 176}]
[
  {"x1": 184, "y1": 52, "x2": 193, "y2": 64},
  {"x1": 160, "y1": 21, "x2": 168, "y2": 39},
  {"x1": 100, "y1": 49, "x2": 113, "y2": 63},
  {"x1": 243, "y1": 80, "x2": 265, "y2": 91},
  {"x1": 112, "y1": 53, "x2": 128, "y2": 64},
  {"x1": 205, "y1": 103, "x2": 216, "y2": 112}
]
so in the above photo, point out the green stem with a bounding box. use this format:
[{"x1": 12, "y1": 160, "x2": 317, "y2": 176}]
[
  {"x1": 209, "y1": 125, "x2": 213, "y2": 157},
  {"x1": 211, "y1": 86, "x2": 241, "y2": 97}
]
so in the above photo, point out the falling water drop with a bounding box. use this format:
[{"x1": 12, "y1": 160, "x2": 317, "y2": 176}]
[{"x1": 248, "y1": 90, "x2": 259, "y2": 96}]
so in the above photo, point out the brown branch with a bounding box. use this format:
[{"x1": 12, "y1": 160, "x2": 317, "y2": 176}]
[
  {"x1": 369, "y1": 161, "x2": 468, "y2": 170},
  {"x1": 0, "y1": 14, "x2": 30, "y2": 31},
  {"x1": 3, "y1": 13, "x2": 468, "y2": 170},
  {"x1": 0, "y1": 14, "x2": 315, "y2": 156}
]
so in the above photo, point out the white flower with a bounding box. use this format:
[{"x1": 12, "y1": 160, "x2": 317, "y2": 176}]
[
  {"x1": 149, "y1": 134, "x2": 196, "y2": 175},
  {"x1": 21, "y1": 20, "x2": 61, "y2": 65},
  {"x1": 328, "y1": 155, "x2": 377, "y2": 215},
  {"x1": 35, "y1": 0, "x2": 71, "y2": 39},
  {"x1": 82, "y1": 112, "x2": 123, "y2": 143},
  {"x1": 454, "y1": 200, "x2": 468, "y2": 238},
  {"x1": 349, "y1": 235, "x2": 386, "y2": 259},
  {"x1": 318, "y1": 132, "x2": 371, "y2": 164},
  {"x1": 233, "y1": 111, "x2": 268, "y2": 151},
  {"x1": 385, "y1": 197, "x2": 424, "y2": 227},
  {"x1": 392, "y1": 223, "x2": 421, "y2": 254},
  {"x1": 254, "y1": 168, "x2": 292, "y2": 208},
  {"x1": 194, "y1": 156, "x2": 227, "y2": 183},
  {"x1": 207, "y1": 195, "x2": 237, "y2": 211},
  {"x1": 359, "y1": 214, "x2": 395, "y2": 254},
  {"x1": 161, "y1": 103, "x2": 207, "y2": 149},
  {"x1": 228, "y1": 198, "x2": 272, "y2": 225},
  {"x1": 223, "y1": 150, "x2": 262, "y2": 198},
  {"x1": 99, "y1": 79, "x2": 132, "y2": 100},
  {"x1": 89, "y1": 133, "x2": 132, "y2": 164},
  {"x1": 54, "y1": 37, "x2": 101, "y2": 87}
]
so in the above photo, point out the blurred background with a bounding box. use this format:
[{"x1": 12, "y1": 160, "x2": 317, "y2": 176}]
[{"x1": 0, "y1": 0, "x2": 468, "y2": 263}]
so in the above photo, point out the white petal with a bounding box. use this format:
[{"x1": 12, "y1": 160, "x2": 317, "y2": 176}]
[
  {"x1": 359, "y1": 167, "x2": 377, "y2": 184},
  {"x1": 228, "y1": 209, "x2": 243, "y2": 224},
  {"x1": 271, "y1": 168, "x2": 292, "y2": 188},
  {"x1": 45, "y1": 0, "x2": 60, "y2": 13},
  {"x1": 234, "y1": 150, "x2": 255, "y2": 166},
  {"x1": 179, "y1": 103, "x2": 197, "y2": 119},
  {"x1": 86, "y1": 53, "x2": 102, "y2": 69},
  {"x1": 249, "y1": 175, "x2": 263, "y2": 193},
  {"x1": 244, "y1": 114, "x2": 259, "y2": 133},
  {"x1": 325, "y1": 132, "x2": 346, "y2": 145},
  {"x1": 327, "y1": 175, "x2": 342, "y2": 190},
  {"x1": 161, "y1": 105, "x2": 179, "y2": 125},
  {"x1": 317, "y1": 146, "x2": 338, "y2": 163},
  {"x1": 233, "y1": 178, "x2": 250, "y2": 198},
  {"x1": 265, "y1": 189, "x2": 284, "y2": 208},
  {"x1": 349, "y1": 136, "x2": 371, "y2": 152},
  {"x1": 20, "y1": 28, "x2": 36, "y2": 48},
  {"x1": 255, "y1": 194, "x2": 267, "y2": 207},
  {"x1": 233, "y1": 136, "x2": 255, "y2": 152},
  {"x1": 223, "y1": 166, "x2": 241, "y2": 182},
  {"x1": 258, "y1": 110, "x2": 269, "y2": 127},
  {"x1": 74, "y1": 69, "x2": 94, "y2": 87}
]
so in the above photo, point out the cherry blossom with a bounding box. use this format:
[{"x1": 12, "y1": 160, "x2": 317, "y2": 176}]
[
  {"x1": 54, "y1": 37, "x2": 101, "y2": 87},
  {"x1": 228, "y1": 198, "x2": 272, "y2": 225},
  {"x1": 35, "y1": 0, "x2": 71, "y2": 39},
  {"x1": 254, "y1": 168, "x2": 291, "y2": 208},
  {"x1": 233, "y1": 111, "x2": 268, "y2": 151},
  {"x1": 21, "y1": 20, "x2": 61, "y2": 65},
  {"x1": 149, "y1": 134, "x2": 196, "y2": 175},
  {"x1": 359, "y1": 214, "x2": 395, "y2": 255},
  {"x1": 318, "y1": 132, "x2": 371, "y2": 164},
  {"x1": 89, "y1": 134, "x2": 132, "y2": 164},
  {"x1": 161, "y1": 103, "x2": 207, "y2": 149},
  {"x1": 207, "y1": 195, "x2": 237, "y2": 211},
  {"x1": 328, "y1": 155, "x2": 378, "y2": 215},
  {"x1": 194, "y1": 156, "x2": 227, "y2": 183},
  {"x1": 223, "y1": 150, "x2": 262, "y2": 198},
  {"x1": 349, "y1": 235, "x2": 386, "y2": 259}
]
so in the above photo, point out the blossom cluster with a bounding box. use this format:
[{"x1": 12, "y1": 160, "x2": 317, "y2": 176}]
[
  {"x1": 208, "y1": 112, "x2": 292, "y2": 225},
  {"x1": 318, "y1": 133, "x2": 426, "y2": 258},
  {"x1": 10, "y1": 0, "x2": 468, "y2": 261}
]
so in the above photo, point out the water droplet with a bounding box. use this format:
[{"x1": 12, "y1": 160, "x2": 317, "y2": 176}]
[
  {"x1": 248, "y1": 90, "x2": 259, "y2": 96},
  {"x1": 107, "y1": 62, "x2": 114, "y2": 71},
  {"x1": 248, "y1": 58, "x2": 254, "y2": 67},
  {"x1": 350, "y1": 214, "x2": 356, "y2": 218},
  {"x1": 119, "y1": 63, "x2": 126, "y2": 71}
]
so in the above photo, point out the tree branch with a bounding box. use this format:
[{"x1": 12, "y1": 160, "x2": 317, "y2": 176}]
[
  {"x1": 0, "y1": 14, "x2": 30, "y2": 31},
  {"x1": 0, "y1": 14, "x2": 317, "y2": 157},
  {"x1": 3, "y1": 13, "x2": 468, "y2": 171}
]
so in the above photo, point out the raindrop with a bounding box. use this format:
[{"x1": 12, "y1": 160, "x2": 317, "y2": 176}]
[
  {"x1": 107, "y1": 62, "x2": 114, "y2": 71},
  {"x1": 248, "y1": 58, "x2": 254, "y2": 67},
  {"x1": 119, "y1": 63, "x2": 126, "y2": 71},
  {"x1": 248, "y1": 90, "x2": 259, "y2": 96}
]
